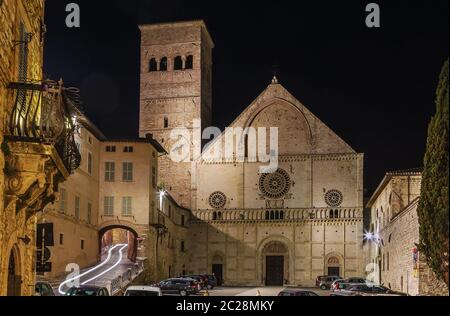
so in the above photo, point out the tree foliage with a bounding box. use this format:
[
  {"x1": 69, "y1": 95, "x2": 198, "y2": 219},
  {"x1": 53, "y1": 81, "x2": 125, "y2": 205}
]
[{"x1": 417, "y1": 59, "x2": 449, "y2": 286}]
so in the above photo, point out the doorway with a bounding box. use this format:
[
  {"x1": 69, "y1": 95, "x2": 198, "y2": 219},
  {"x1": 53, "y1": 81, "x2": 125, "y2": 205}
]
[
  {"x1": 328, "y1": 267, "x2": 340, "y2": 276},
  {"x1": 7, "y1": 248, "x2": 21, "y2": 296},
  {"x1": 212, "y1": 264, "x2": 223, "y2": 286},
  {"x1": 265, "y1": 256, "x2": 284, "y2": 286}
]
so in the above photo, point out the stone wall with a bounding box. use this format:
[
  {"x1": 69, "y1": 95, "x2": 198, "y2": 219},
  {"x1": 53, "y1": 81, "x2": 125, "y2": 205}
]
[
  {"x1": 368, "y1": 172, "x2": 449, "y2": 296},
  {"x1": 0, "y1": 0, "x2": 46, "y2": 296}
]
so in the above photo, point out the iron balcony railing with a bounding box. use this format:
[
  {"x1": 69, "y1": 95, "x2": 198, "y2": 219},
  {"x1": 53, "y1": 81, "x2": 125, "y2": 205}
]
[{"x1": 6, "y1": 79, "x2": 82, "y2": 174}]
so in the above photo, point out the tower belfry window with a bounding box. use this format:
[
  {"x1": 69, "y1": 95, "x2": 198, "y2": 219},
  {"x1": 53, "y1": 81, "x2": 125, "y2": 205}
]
[
  {"x1": 149, "y1": 58, "x2": 157, "y2": 72},
  {"x1": 174, "y1": 56, "x2": 183, "y2": 70},
  {"x1": 160, "y1": 57, "x2": 168, "y2": 71},
  {"x1": 185, "y1": 55, "x2": 194, "y2": 69}
]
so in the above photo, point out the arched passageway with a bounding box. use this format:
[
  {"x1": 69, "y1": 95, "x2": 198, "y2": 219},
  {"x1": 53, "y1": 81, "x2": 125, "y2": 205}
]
[
  {"x1": 98, "y1": 225, "x2": 139, "y2": 262},
  {"x1": 7, "y1": 246, "x2": 22, "y2": 296}
]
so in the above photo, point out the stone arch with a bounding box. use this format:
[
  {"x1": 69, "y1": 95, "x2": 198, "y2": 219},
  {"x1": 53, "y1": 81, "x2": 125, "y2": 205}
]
[
  {"x1": 257, "y1": 236, "x2": 294, "y2": 286},
  {"x1": 6, "y1": 244, "x2": 22, "y2": 296},
  {"x1": 243, "y1": 98, "x2": 313, "y2": 155},
  {"x1": 210, "y1": 251, "x2": 225, "y2": 286},
  {"x1": 98, "y1": 220, "x2": 141, "y2": 262},
  {"x1": 324, "y1": 252, "x2": 345, "y2": 277}
]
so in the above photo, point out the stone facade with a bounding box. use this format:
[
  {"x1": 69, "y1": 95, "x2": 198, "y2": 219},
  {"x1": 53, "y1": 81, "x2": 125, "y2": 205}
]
[
  {"x1": 36, "y1": 124, "x2": 104, "y2": 279},
  {"x1": 0, "y1": 0, "x2": 77, "y2": 296},
  {"x1": 139, "y1": 21, "x2": 365, "y2": 287},
  {"x1": 366, "y1": 170, "x2": 448, "y2": 295}
]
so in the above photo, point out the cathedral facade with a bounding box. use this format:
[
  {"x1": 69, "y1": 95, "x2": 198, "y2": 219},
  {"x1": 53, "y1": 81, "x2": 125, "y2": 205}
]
[{"x1": 139, "y1": 20, "x2": 365, "y2": 286}]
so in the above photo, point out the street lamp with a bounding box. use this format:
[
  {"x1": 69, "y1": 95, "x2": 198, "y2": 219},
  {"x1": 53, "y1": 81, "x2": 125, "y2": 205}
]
[{"x1": 159, "y1": 189, "x2": 166, "y2": 211}]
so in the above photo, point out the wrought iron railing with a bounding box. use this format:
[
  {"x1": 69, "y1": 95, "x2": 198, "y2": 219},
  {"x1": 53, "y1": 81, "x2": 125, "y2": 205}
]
[{"x1": 6, "y1": 79, "x2": 82, "y2": 173}]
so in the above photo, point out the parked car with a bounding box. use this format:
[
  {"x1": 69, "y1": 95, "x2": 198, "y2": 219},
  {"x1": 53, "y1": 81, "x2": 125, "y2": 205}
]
[
  {"x1": 278, "y1": 288, "x2": 319, "y2": 296},
  {"x1": 315, "y1": 275, "x2": 328, "y2": 287},
  {"x1": 318, "y1": 276, "x2": 342, "y2": 290},
  {"x1": 205, "y1": 274, "x2": 217, "y2": 290},
  {"x1": 156, "y1": 278, "x2": 198, "y2": 296},
  {"x1": 65, "y1": 286, "x2": 110, "y2": 296},
  {"x1": 347, "y1": 277, "x2": 367, "y2": 284},
  {"x1": 35, "y1": 281, "x2": 55, "y2": 296},
  {"x1": 331, "y1": 284, "x2": 408, "y2": 296},
  {"x1": 180, "y1": 275, "x2": 206, "y2": 290},
  {"x1": 349, "y1": 284, "x2": 409, "y2": 296},
  {"x1": 330, "y1": 278, "x2": 366, "y2": 292},
  {"x1": 124, "y1": 286, "x2": 162, "y2": 296}
]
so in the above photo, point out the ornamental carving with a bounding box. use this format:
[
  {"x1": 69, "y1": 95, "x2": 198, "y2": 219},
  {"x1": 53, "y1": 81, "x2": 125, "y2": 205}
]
[
  {"x1": 259, "y1": 168, "x2": 291, "y2": 199},
  {"x1": 263, "y1": 242, "x2": 288, "y2": 254},
  {"x1": 328, "y1": 256, "x2": 340, "y2": 265},
  {"x1": 209, "y1": 191, "x2": 227, "y2": 209},
  {"x1": 325, "y1": 190, "x2": 343, "y2": 207}
]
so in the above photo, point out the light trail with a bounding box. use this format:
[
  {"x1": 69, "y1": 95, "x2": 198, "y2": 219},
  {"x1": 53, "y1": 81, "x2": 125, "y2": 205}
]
[
  {"x1": 81, "y1": 244, "x2": 128, "y2": 285},
  {"x1": 58, "y1": 244, "x2": 127, "y2": 295}
]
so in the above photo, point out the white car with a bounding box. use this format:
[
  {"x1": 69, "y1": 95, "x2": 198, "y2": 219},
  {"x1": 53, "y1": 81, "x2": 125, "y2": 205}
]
[{"x1": 124, "y1": 285, "x2": 162, "y2": 296}]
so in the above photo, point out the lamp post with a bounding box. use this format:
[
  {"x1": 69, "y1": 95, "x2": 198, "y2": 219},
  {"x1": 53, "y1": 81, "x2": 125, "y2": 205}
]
[{"x1": 364, "y1": 230, "x2": 383, "y2": 285}]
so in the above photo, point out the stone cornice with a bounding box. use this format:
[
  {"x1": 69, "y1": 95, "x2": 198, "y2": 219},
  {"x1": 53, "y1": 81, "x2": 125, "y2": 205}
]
[{"x1": 200, "y1": 152, "x2": 363, "y2": 165}]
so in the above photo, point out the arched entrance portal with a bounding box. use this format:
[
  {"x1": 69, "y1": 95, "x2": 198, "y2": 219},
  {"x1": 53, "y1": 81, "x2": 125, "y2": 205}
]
[
  {"x1": 325, "y1": 253, "x2": 343, "y2": 277},
  {"x1": 98, "y1": 225, "x2": 139, "y2": 262},
  {"x1": 211, "y1": 254, "x2": 224, "y2": 286},
  {"x1": 7, "y1": 246, "x2": 21, "y2": 296},
  {"x1": 262, "y1": 241, "x2": 288, "y2": 286}
]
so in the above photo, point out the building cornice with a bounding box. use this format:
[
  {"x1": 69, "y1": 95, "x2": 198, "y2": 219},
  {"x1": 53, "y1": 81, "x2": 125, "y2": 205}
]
[{"x1": 366, "y1": 169, "x2": 422, "y2": 208}]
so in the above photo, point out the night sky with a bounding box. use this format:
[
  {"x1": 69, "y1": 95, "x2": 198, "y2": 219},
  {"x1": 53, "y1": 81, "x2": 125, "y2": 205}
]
[{"x1": 43, "y1": 0, "x2": 449, "y2": 194}]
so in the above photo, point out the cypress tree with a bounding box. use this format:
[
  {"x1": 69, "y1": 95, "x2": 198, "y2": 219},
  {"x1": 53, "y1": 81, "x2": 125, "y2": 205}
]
[{"x1": 417, "y1": 59, "x2": 449, "y2": 286}]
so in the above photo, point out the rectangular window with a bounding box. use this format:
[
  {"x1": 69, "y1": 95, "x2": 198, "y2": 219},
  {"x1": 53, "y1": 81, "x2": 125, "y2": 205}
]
[
  {"x1": 164, "y1": 117, "x2": 169, "y2": 128},
  {"x1": 181, "y1": 215, "x2": 185, "y2": 226},
  {"x1": 106, "y1": 145, "x2": 116, "y2": 152},
  {"x1": 122, "y1": 162, "x2": 133, "y2": 181},
  {"x1": 104, "y1": 196, "x2": 114, "y2": 216},
  {"x1": 122, "y1": 197, "x2": 132, "y2": 216},
  {"x1": 60, "y1": 188, "x2": 67, "y2": 213},
  {"x1": 104, "y1": 162, "x2": 115, "y2": 182},
  {"x1": 152, "y1": 166, "x2": 156, "y2": 189},
  {"x1": 59, "y1": 233, "x2": 64, "y2": 245},
  {"x1": 75, "y1": 196, "x2": 80, "y2": 219},
  {"x1": 87, "y1": 202, "x2": 92, "y2": 224},
  {"x1": 87, "y1": 152, "x2": 93, "y2": 174},
  {"x1": 81, "y1": 240, "x2": 84, "y2": 250},
  {"x1": 181, "y1": 241, "x2": 185, "y2": 252},
  {"x1": 387, "y1": 252, "x2": 390, "y2": 271},
  {"x1": 123, "y1": 146, "x2": 134, "y2": 153}
]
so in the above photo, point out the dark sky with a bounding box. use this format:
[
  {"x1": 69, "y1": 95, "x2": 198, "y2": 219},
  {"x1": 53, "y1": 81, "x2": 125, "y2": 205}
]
[{"x1": 43, "y1": 0, "x2": 449, "y2": 194}]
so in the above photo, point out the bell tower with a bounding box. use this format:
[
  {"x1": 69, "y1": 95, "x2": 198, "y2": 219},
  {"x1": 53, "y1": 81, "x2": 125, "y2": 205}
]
[{"x1": 139, "y1": 20, "x2": 214, "y2": 209}]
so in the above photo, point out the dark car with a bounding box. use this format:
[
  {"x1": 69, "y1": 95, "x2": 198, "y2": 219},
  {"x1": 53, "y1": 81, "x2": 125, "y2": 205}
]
[
  {"x1": 180, "y1": 275, "x2": 206, "y2": 290},
  {"x1": 318, "y1": 276, "x2": 342, "y2": 290},
  {"x1": 278, "y1": 288, "x2": 319, "y2": 296},
  {"x1": 330, "y1": 284, "x2": 408, "y2": 296},
  {"x1": 65, "y1": 286, "x2": 110, "y2": 296},
  {"x1": 205, "y1": 274, "x2": 217, "y2": 289},
  {"x1": 35, "y1": 281, "x2": 55, "y2": 296},
  {"x1": 157, "y1": 278, "x2": 198, "y2": 296},
  {"x1": 347, "y1": 284, "x2": 409, "y2": 296}
]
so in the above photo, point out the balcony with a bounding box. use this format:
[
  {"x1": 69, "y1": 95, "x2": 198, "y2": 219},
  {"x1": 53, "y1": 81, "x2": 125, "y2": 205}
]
[{"x1": 6, "y1": 79, "x2": 81, "y2": 173}]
